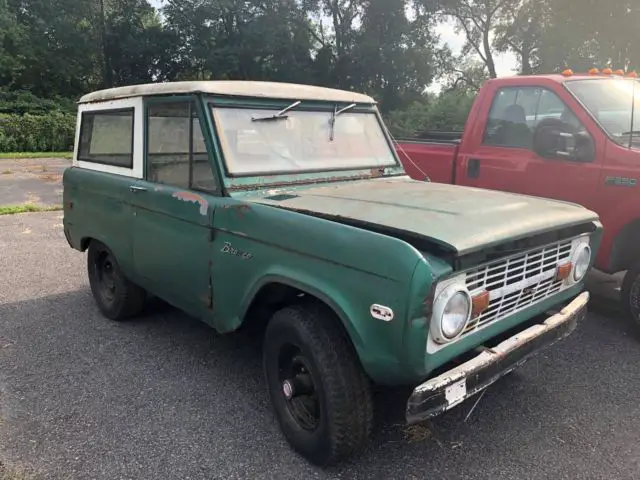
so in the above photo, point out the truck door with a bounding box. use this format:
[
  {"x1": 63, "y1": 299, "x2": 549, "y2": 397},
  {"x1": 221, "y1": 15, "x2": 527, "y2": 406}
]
[
  {"x1": 456, "y1": 84, "x2": 602, "y2": 211},
  {"x1": 129, "y1": 98, "x2": 219, "y2": 319}
]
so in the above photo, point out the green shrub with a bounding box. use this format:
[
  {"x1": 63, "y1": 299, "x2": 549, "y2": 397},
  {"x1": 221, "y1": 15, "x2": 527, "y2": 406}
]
[{"x1": 0, "y1": 112, "x2": 76, "y2": 152}]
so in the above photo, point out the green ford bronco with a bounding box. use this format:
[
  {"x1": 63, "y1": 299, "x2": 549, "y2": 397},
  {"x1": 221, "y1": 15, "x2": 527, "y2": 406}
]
[{"x1": 63, "y1": 81, "x2": 602, "y2": 465}]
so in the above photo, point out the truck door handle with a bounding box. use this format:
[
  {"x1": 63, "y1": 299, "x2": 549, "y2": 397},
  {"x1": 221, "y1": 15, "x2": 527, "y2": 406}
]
[
  {"x1": 467, "y1": 159, "x2": 480, "y2": 178},
  {"x1": 129, "y1": 186, "x2": 147, "y2": 193}
]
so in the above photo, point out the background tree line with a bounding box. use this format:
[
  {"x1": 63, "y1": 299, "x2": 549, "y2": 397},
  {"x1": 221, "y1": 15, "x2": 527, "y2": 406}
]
[{"x1": 0, "y1": 0, "x2": 638, "y2": 151}]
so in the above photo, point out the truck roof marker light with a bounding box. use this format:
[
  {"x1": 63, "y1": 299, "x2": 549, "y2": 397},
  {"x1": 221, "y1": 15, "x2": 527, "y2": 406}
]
[
  {"x1": 628, "y1": 71, "x2": 638, "y2": 78},
  {"x1": 555, "y1": 262, "x2": 573, "y2": 282},
  {"x1": 615, "y1": 69, "x2": 625, "y2": 76},
  {"x1": 561, "y1": 69, "x2": 573, "y2": 77},
  {"x1": 602, "y1": 68, "x2": 613, "y2": 75},
  {"x1": 589, "y1": 68, "x2": 600, "y2": 75}
]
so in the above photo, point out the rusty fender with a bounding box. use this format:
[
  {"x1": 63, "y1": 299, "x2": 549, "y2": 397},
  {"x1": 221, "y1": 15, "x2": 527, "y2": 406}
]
[{"x1": 406, "y1": 291, "x2": 589, "y2": 424}]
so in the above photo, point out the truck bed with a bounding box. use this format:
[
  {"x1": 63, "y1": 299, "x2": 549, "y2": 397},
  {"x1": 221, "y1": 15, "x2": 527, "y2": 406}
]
[{"x1": 394, "y1": 133, "x2": 460, "y2": 184}]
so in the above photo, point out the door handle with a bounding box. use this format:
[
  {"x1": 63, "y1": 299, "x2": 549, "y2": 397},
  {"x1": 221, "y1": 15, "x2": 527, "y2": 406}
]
[
  {"x1": 129, "y1": 186, "x2": 147, "y2": 193},
  {"x1": 467, "y1": 158, "x2": 481, "y2": 179}
]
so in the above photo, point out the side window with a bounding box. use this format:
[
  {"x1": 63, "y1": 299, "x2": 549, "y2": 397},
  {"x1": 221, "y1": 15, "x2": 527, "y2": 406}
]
[
  {"x1": 483, "y1": 87, "x2": 587, "y2": 149},
  {"x1": 78, "y1": 109, "x2": 134, "y2": 167},
  {"x1": 146, "y1": 101, "x2": 216, "y2": 192},
  {"x1": 483, "y1": 87, "x2": 538, "y2": 149}
]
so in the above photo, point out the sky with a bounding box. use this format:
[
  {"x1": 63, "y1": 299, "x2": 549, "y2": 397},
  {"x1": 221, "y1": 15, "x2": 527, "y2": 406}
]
[{"x1": 148, "y1": 0, "x2": 519, "y2": 89}]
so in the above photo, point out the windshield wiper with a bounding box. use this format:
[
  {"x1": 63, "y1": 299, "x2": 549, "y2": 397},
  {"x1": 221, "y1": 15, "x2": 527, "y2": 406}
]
[
  {"x1": 620, "y1": 130, "x2": 640, "y2": 135},
  {"x1": 251, "y1": 100, "x2": 301, "y2": 122},
  {"x1": 328, "y1": 103, "x2": 357, "y2": 141}
]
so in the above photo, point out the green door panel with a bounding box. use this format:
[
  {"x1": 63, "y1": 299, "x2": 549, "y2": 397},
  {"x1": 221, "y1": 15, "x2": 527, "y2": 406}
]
[
  {"x1": 129, "y1": 180, "x2": 216, "y2": 320},
  {"x1": 62, "y1": 167, "x2": 134, "y2": 276}
]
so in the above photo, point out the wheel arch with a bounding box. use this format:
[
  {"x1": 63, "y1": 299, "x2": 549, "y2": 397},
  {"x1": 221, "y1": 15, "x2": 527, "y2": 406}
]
[
  {"x1": 608, "y1": 218, "x2": 640, "y2": 273},
  {"x1": 240, "y1": 275, "x2": 366, "y2": 354}
]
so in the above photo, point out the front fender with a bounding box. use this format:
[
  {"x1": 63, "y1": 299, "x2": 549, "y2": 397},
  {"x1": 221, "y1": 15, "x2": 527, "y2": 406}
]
[{"x1": 214, "y1": 260, "x2": 419, "y2": 384}]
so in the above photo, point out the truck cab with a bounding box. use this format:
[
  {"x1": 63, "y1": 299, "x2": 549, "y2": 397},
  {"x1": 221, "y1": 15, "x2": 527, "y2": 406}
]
[
  {"x1": 396, "y1": 71, "x2": 640, "y2": 327},
  {"x1": 63, "y1": 80, "x2": 601, "y2": 466}
]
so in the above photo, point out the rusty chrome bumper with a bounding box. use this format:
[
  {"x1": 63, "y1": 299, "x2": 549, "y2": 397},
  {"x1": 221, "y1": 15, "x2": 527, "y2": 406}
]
[{"x1": 406, "y1": 291, "x2": 589, "y2": 424}]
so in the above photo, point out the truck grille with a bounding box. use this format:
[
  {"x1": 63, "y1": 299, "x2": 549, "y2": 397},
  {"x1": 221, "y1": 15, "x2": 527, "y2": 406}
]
[{"x1": 462, "y1": 239, "x2": 573, "y2": 334}]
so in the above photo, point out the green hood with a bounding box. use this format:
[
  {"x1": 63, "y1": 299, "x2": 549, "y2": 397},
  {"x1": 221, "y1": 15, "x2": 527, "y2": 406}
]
[{"x1": 245, "y1": 176, "x2": 599, "y2": 255}]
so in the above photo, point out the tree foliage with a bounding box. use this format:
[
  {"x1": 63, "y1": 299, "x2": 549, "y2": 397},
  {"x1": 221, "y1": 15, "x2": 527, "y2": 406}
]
[{"x1": 0, "y1": 0, "x2": 638, "y2": 151}]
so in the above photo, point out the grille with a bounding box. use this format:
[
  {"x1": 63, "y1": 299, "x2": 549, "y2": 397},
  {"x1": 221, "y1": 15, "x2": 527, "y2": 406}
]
[{"x1": 462, "y1": 239, "x2": 573, "y2": 334}]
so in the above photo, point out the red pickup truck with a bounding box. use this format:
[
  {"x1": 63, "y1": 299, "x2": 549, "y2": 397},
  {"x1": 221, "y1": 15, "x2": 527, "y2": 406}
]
[{"x1": 395, "y1": 70, "x2": 640, "y2": 326}]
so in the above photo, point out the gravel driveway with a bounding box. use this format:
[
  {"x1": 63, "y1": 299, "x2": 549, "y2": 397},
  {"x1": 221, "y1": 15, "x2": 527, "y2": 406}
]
[{"x1": 1, "y1": 212, "x2": 639, "y2": 479}]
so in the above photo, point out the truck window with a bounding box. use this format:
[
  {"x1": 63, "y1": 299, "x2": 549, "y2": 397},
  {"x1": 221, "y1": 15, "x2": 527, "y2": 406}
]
[
  {"x1": 483, "y1": 87, "x2": 586, "y2": 149},
  {"x1": 147, "y1": 101, "x2": 216, "y2": 193},
  {"x1": 78, "y1": 109, "x2": 134, "y2": 168}
]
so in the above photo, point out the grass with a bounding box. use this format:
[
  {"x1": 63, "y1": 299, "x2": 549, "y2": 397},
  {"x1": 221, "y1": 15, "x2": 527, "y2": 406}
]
[
  {"x1": 0, "y1": 152, "x2": 72, "y2": 160},
  {"x1": 0, "y1": 204, "x2": 62, "y2": 215}
]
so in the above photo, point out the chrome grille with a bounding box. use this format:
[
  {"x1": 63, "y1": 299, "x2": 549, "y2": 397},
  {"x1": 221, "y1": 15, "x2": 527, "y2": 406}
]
[{"x1": 463, "y1": 239, "x2": 573, "y2": 334}]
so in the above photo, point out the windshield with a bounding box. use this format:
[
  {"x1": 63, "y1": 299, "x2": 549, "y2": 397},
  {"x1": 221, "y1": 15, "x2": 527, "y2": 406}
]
[
  {"x1": 211, "y1": 106, "x2": 398, "y2": 176},
  {"x1": 565, "y1": 78, "x2": 640, "y2": 148}
]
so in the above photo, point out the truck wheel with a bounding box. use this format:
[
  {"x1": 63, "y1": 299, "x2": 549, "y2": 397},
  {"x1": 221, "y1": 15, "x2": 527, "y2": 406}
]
[
  {"x1": 263, "y1": 302, "x2": 373, "y2": 466},
  {"x1": 87, "y1": 240, "x2": 146, "y2": 321},
  {"x1": 621, "y1": 261, "x2": 640, "y2": 330}
]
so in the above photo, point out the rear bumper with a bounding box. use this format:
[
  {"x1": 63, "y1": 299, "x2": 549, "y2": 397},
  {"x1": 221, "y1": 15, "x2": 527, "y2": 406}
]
[{"x1": 406, "y1": 291, "x2": 588, "y2": 424}]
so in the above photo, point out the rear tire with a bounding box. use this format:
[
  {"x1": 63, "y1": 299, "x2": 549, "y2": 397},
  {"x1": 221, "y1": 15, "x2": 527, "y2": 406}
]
[
  {"x1": 263, "y1": 301, "x2": 373, "y2": 466},
  {"x1": 87, "y1": 240, "x2": 146, "y2": 321},
  {"x1": 621, "y1": 260, "x2": 640, "y2": 331}
]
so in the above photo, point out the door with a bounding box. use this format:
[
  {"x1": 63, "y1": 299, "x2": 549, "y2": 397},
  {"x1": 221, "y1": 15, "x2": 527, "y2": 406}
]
[
  {"x1": 129, "y1": 98, "x2": 220, "y2": 317},
  {"x1": 457, "y1": 85, "x2": 602, "y2": 210}
]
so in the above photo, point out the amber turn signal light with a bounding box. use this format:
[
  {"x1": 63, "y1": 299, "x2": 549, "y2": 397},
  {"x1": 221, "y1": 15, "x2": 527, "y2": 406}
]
[
  {"x1": 471, "y1": 290, "x2": 490, "y2": 316},
  {"x1": 555, "y1": 262, "x2": 573, "y2": 281}
]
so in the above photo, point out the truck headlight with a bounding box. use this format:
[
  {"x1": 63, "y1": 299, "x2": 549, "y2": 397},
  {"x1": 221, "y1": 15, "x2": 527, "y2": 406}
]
[
  {"x1": 572, "y1": 243, "x2": 591, "y2": 282},
  {"x1": 431, "y1": 284, "x2": 471, "y2": 343}
]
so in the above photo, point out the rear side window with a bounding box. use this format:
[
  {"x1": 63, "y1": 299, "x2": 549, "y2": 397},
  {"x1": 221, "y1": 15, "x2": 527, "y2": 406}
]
[{"x1": 78, "y1": 109, "x2": 134, "y2": 168}]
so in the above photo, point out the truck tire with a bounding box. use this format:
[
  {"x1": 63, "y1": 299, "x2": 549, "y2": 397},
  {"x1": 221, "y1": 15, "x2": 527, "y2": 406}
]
[
  {"x1": 622, "y1": 261, "x2": 640, "y2": 331},
  {"x1": 263, "y1": 301, "x2": 373, "y2": 466},
  {"x1": 87, "y1": 240, "x2": 147, "y2": 321}
]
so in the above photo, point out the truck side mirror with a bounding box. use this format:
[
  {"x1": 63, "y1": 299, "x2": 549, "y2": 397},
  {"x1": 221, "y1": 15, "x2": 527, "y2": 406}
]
[{"x1": 533, "y1": 123, "x2": 595, "y2": 162}]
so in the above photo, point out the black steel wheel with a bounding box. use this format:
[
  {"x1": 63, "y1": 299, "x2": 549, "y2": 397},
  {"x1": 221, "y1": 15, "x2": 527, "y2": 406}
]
[
  {"x1": 263, "y1": 301, "x2": 373, "y2": 466},
  {"x1": 87, "y1": 240, "x2": 146, "y2": 321}
]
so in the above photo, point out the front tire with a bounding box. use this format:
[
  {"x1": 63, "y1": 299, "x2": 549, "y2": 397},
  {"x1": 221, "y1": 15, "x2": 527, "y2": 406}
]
[
  {"x1": 263, "y1": 302, "x2": 373, "y2": 466},
  {"x1": 622, "y1": 260, "x2": 640, "y2": 331},
  {"x1": 87, "y1": 240, "x2": 146, "y2": 321}
]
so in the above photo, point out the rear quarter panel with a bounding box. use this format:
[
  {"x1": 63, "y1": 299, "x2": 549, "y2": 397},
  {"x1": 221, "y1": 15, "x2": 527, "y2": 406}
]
[{"x1": 63, "y1": 167, "x2": 135, "y2": 277}]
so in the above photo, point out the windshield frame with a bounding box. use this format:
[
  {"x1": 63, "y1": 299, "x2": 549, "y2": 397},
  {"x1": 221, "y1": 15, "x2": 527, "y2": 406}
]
[
  {"x1": 206, "y1": 97, "x2": 403, "y2": 184},
  {"x1": 563, "y1": 77, "x2": 640, "y2": 149}
]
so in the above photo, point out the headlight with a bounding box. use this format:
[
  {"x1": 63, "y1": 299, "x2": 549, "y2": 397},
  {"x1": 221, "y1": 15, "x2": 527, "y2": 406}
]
[
  {"x1": 431, "y1": 284, "x2": 471, "y2": 343},
  {"x1": 572, "y1": 243, "x2": 591, "y2": 281}
]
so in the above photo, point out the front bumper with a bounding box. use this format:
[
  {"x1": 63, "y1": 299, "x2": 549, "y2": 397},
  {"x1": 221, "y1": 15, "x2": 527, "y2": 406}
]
[{"x1": 406, "y1": 291, "x2": 589, "y2": 424}]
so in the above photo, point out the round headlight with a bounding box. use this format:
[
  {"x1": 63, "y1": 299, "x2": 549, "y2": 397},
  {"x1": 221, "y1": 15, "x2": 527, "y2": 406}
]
[
  {"x1": 573, "y1": 244, "x2": 591, "y2": 281},
  {"x1": 432, "y1": 285, "x2": 472, "y2": 343},
  {"x1": 442, "y1": 291, "x2": 471, "y2": 339}
]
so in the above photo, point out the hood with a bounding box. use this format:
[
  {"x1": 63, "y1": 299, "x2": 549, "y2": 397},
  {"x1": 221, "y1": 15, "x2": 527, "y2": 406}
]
[{"x1": 244, "y1": 176, "x2": 599, "y2": 255}]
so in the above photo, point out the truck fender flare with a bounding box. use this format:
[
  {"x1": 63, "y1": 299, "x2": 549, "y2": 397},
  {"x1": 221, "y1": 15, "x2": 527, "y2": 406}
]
[{"x1": 240, "y1": 273, "x2": 366, "y2": 353}]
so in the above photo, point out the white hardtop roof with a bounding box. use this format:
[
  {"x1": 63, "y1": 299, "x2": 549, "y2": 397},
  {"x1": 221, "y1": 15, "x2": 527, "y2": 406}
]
[{"x1": 78, "y1": 80, "x2": 377, "y2": 105}]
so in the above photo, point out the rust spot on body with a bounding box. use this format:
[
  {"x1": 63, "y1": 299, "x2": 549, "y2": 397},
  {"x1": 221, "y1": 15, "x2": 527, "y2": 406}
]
[{"x1": 172, "y1": 191, "x2": 208, "y2": 215}]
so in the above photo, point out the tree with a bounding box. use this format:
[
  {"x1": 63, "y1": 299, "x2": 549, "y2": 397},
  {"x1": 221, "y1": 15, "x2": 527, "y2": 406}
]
[
  {"x1": 493, "y1": 0, "x2": 548, "y2": 74},
  {"x1": 431, "y1": 0, "x2": 518, "y2": 78},
  {"x1": 352, "y1": 0, "x2": 438, "y2": 111}
]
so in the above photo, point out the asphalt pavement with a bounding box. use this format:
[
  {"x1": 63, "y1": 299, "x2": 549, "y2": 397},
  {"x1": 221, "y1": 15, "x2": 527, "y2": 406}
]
[
  {"x1": 1, "y1": 212, "x2": 639, "y2": 479},
  {"x1": 0, "y1": 158, "x2": 69, "y2": 207}
]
